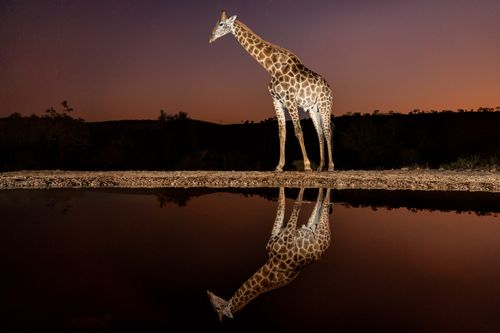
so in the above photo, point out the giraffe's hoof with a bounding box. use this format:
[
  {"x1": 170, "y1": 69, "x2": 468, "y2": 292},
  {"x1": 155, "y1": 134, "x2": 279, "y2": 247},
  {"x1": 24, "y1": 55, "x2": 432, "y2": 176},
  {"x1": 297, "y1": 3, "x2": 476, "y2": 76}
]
[
  {"x1": 304, "y1": 167, "x2": 312, "y2": 172},
  {"x1": 316, "y1": 165, "x2": 324, "y2": 172},
  {"x1": 328, "y1": 165, "x2": 334, "y2": 172},
  {"x1": 275, "y1": 166, "x2": 284, "y2": 172}
]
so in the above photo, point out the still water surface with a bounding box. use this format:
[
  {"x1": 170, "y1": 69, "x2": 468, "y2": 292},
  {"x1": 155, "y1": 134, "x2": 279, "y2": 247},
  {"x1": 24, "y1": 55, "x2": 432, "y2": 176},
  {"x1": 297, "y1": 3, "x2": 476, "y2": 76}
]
[{"x1": 1, "y1": 188, "x2": 500, "y2": 332}]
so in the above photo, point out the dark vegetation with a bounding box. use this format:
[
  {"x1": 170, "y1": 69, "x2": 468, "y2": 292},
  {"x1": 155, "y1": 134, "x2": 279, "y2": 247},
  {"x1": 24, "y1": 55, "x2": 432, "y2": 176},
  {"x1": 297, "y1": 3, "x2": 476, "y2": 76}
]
[
  {"x1": 151, "y1": 187, "x2": 500, "y2": 215},
  {"x1": 3, "y1": 188, "x2": 499, "y2": 216},
  {"x1": 1, "y1": 103, "x2": 499, "y2": 171}
]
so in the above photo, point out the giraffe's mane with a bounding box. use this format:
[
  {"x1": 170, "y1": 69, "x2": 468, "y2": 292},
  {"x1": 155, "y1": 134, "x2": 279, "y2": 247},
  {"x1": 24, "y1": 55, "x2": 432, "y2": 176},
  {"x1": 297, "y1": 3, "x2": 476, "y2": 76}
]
[{"x1": 235, "y1": 20, "x2": 301, "y2": 62}]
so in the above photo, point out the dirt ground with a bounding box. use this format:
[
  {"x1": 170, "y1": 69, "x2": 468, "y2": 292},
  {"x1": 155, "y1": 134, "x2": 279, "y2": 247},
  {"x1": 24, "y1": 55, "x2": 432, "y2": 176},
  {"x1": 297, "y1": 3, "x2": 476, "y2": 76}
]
[{"x1": 0, "y1": 169, "x2": 499, "y2": 192}]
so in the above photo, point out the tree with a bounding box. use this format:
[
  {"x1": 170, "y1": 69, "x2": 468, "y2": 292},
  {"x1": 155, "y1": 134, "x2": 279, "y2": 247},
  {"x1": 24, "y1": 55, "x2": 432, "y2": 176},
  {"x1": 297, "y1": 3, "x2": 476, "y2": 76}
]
[
  {"x1": 44, "y1": 101, "x2": 76, "y2": 119},
  {"x1": 8, "y1": 112, "x2": 21, "y2": 118},
  {"x1": 158, "y1": 109, "x2": 167, "y2": 123},
  {"x1": 177, "y1": 111, "x2": 188, "y2": 121},
  {"x1": 158, "y1": 110, "x2": 189, "y2": 123}
]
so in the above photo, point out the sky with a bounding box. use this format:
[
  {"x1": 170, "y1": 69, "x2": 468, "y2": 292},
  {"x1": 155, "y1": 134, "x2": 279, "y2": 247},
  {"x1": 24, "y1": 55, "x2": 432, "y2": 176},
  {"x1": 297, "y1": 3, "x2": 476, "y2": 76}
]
[{"x1": 0, "y1": 0, "x2": 499, "y2": 123}]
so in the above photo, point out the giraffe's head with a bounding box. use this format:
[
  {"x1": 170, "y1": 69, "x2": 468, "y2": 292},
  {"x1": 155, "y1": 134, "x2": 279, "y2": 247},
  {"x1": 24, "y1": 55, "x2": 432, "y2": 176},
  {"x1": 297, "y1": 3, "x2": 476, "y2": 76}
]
[
  {"x1": 209, "y1": 9, "x2": 237, "y2": 44},
  {"x1": 207, "y1": 290, "x2": 233, "y2": 321}
]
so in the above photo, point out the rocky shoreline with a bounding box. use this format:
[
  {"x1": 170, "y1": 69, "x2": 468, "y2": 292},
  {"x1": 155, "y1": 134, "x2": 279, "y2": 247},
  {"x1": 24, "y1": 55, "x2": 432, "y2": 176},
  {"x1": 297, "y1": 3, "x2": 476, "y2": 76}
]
[{"x1": 1, "y1": 170, "x2": 499, "y2": 192}]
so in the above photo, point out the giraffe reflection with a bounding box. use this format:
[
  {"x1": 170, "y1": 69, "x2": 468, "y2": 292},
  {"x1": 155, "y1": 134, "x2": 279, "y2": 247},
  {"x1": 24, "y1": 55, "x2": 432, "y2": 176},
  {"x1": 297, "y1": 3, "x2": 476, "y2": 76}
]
[{"x1": 207, "y1": 187, "x2": 332, "y2": 320}]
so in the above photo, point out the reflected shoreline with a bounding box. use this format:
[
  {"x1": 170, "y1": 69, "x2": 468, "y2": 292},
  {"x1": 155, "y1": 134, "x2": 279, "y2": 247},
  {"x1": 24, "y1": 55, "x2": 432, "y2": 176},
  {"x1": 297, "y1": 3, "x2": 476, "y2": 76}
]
[{"x1": 2, "y1": 187, "x2": 499, "y2": 216}]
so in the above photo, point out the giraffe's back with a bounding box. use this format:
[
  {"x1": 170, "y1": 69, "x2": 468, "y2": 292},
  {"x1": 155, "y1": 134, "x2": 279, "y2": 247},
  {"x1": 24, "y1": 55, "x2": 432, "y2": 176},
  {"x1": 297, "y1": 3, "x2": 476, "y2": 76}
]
[
  {"x1": 269, "y1": 61, "x2": 332, "y2": 110},
  {"x1": 267, "y1": 227, "x2": 330, "y2": 270}
]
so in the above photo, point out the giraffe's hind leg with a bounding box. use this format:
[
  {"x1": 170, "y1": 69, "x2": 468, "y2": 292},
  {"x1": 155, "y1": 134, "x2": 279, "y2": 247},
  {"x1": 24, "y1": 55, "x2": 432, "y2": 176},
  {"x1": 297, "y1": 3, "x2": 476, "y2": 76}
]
[
  {"x1": 308, "y1": 104, "x2": 325, "y2": 171},
  {"x1": 318, "y1": 102, "x2": 334, "y2": 171}
]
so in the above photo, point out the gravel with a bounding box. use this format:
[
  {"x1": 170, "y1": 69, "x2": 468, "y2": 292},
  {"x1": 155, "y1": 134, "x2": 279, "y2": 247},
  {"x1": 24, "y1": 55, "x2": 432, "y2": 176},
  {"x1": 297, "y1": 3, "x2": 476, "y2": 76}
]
[{"x1": 1, "y1": 170, "x2": 499, "y2": 192}]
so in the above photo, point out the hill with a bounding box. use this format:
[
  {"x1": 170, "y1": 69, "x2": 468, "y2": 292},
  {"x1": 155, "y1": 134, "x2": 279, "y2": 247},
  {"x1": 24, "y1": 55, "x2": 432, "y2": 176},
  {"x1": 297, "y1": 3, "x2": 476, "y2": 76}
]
[{"x1": 0, "y1": 110, "x2": 499, "y2": 171}]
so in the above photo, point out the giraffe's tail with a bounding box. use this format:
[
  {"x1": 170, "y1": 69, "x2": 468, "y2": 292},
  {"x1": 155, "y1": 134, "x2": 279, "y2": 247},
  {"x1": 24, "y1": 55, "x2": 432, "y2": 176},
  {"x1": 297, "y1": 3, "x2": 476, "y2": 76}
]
[{"x1": 207, "y1": 290, "x2": 234, "y2": 321}]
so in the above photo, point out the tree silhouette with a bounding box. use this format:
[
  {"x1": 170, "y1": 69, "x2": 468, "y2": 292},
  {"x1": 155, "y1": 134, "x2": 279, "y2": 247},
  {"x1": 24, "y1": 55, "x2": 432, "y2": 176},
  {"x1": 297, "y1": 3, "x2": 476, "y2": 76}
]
[
  {"x1": 158, "y1": 110, "x2": 189, "y2": 124},
  {"x1": 158, "y1": 109, "x2": 167, "y2": 123},
  {"x1": 1, "y1": 107, "x2": 499, "y2": 171},
  {"x1": 44, "y1": 101, "x2": 77, "y2": 119}
]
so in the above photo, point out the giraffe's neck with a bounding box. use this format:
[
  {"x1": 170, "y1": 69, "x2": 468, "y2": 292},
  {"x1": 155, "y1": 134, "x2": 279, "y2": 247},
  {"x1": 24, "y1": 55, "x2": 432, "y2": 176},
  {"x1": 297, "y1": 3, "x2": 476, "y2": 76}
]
[
  {"x1": 231, "y1": 20, "x2": 300, "y2": 76},
  {"x1": 227, "y1": 258, "x2": 298, "y2": 314}
]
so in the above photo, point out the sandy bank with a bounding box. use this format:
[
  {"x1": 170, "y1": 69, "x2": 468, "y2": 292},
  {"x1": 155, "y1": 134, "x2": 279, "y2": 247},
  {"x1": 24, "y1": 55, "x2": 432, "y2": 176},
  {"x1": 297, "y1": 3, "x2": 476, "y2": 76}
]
[{"x1": 1, "y1": 170, "x2": 499, "y2": 192}]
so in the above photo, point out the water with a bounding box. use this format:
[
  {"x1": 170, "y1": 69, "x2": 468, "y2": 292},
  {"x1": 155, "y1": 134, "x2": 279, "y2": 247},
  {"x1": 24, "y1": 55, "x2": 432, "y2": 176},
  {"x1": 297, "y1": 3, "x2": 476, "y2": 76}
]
[{"x1": 1, "y1": 188, "x2": 500, "y2": 332}]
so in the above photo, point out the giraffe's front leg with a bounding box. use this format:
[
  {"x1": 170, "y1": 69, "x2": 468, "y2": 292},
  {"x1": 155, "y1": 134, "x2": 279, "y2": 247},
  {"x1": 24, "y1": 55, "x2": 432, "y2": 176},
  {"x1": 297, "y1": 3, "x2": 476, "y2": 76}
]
[
  {"x1": 272, "y1": 98, "x2": 286, "y2": 172},
  {"x1": 289, "y1": 106, "x2": 312, "y2": 171},
  {"x1": 287, "y1": 187, "x2": 305, "y2": 229},
  {"x1": 269, "y1": 187, "x2": 286, "y2": 241}
]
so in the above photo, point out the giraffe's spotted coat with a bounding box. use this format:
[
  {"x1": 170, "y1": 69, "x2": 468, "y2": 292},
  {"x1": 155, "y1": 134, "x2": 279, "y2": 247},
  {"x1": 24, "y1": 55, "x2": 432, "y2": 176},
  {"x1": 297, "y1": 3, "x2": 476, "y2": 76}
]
[
  {"x1": 210, "y1": 10, "x2": 335, "y2": 172},
  {"x1": 207, "y1": 187, "x2": 332, "y2": 320}
]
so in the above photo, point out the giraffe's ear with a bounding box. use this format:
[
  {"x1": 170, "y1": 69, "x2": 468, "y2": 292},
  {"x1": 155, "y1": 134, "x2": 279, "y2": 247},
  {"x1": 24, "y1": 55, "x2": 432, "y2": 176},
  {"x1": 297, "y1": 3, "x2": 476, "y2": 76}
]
[
  {"x1": 228, "y1": 15, "x2": 237, "y2": 24},
  {"x1": 221, "y1": 9, "x2": 227, "y2": 20}
]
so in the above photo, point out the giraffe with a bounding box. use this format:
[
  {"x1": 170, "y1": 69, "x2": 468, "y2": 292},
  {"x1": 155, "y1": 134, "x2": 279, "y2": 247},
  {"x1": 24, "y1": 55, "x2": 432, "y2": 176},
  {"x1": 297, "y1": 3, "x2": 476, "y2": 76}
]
[
  {"x1": 207, "y1": 186, "x2": 332, "y2": 320},
  {"x1": 209, "y1": 10, "x2": 334, "y2": 171}
]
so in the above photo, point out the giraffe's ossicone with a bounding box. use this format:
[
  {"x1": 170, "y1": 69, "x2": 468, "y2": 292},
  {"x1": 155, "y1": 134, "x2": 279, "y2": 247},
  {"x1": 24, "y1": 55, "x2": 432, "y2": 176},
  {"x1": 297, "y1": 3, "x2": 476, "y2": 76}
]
[
  {"x1": 210, "y1": 10, "x2": 335, "y2": 172},
  {"x1": 207, "y1": 187, "x2": 333, "y2": 320}
]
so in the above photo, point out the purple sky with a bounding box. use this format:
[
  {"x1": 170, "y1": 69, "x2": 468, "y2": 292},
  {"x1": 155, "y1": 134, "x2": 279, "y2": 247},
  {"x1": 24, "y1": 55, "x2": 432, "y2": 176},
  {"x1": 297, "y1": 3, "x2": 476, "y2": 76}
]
[{"x1": 1, "y1": 0, "x2": 499, "y2": 123}]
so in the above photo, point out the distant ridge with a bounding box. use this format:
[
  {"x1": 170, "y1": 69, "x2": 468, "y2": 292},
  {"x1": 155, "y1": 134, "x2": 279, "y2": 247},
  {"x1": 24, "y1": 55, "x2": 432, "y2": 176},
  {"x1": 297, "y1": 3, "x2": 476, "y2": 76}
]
[{"x1": 1, "y1": 110, "x2": 499, "y2": 171}]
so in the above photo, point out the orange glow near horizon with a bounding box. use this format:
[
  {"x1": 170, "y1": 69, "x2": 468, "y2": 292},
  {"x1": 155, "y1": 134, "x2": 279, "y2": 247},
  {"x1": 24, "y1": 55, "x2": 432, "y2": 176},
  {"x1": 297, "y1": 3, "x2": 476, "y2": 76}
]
[{"x1": 0, "y1": 1, "x2": 499, "y2": 123}]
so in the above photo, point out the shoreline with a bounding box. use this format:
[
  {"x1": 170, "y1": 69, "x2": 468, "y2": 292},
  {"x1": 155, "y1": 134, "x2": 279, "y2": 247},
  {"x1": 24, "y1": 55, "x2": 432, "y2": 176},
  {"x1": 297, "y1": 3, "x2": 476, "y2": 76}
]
[{"x1": 1, "y1": 170, "x2": 499, "y2": 192}]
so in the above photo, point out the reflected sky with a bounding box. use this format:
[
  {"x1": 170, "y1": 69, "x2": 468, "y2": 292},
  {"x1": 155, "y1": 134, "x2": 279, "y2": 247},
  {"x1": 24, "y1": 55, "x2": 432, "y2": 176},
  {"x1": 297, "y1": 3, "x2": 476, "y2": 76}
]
[{"x1": 0, "y1": 188, "x2": 500, "y2": 332}]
